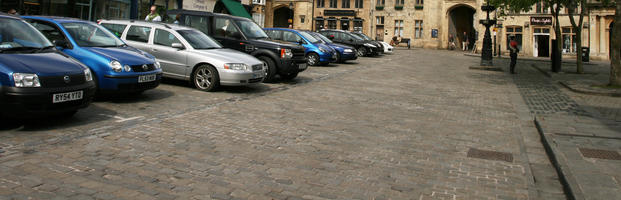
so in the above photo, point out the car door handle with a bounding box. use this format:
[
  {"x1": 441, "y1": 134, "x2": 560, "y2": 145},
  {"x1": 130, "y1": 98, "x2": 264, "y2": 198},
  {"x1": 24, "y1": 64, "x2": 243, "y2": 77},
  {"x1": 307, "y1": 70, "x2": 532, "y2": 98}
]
[{"x1": 151, "y1": 48, "x2": 158, "y2": 52}]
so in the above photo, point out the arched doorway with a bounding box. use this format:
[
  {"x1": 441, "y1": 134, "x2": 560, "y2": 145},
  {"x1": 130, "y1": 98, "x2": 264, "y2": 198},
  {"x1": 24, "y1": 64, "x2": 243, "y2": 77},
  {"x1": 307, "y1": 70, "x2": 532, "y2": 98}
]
[
  {"x1": 448, "y1": 5, "x2": 476, "y2": 50},
  {"x1": 273, "y1": 6, "x2": 292, "y2": 28}
]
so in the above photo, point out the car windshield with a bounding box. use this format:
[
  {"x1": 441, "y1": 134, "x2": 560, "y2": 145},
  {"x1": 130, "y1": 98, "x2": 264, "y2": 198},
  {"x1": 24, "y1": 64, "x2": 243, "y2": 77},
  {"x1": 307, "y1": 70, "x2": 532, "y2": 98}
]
[
  {"x1": 349, "y1": 33, "x2": 364, "y2": 41},
  {"x1": 62, "y1": 22, "x2": 125, "y2": 47},
  {"x1": 298, "y1": 31, "x2": 320, "y2": 43},
  {"x1": 310, "y1": 32, "x2": 332, "y2": 43},
  {"x1": 234, "y1": 19, "x2": 268, "y2": 39},
  {"x1": 177, "y1": 29, "x2": 222, "y2": 49},
  {"x1": 356, "y1": 33, "x2": 372, "y2": 40},
  {"x1": 0, "y1": 18, "x2": 53, "y2": 51}
]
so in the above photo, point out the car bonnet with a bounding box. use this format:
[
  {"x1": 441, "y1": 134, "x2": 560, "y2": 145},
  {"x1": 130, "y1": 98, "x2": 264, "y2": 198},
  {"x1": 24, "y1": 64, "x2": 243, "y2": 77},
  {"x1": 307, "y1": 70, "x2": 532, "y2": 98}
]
[
  {"x1": 193, "y1": 48, "x2": 263, "y2": 66},
  {"x1": 0, "y1": 52, "x2": 85, "y2": 76},
  {"x1": 82, "y1": 46, "x2": 154, "y2": 66}
]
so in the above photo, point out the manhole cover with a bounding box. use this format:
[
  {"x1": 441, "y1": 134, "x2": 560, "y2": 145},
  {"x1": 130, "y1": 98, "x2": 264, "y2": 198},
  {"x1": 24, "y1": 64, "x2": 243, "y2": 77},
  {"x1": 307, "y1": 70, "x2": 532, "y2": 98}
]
[
  {"x1": 467, "y1": 148, "x2": 513, "y2": 162},
  {"x1": 579, "y1": 148, "x2": 621, "y2": 160}
]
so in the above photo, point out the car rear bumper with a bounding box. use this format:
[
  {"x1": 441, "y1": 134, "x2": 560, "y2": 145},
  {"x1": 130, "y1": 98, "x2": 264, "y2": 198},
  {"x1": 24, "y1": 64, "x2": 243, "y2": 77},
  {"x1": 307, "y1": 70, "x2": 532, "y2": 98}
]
[{"x1": 0, "y1": 82, "x2": 96, "y2": 116}]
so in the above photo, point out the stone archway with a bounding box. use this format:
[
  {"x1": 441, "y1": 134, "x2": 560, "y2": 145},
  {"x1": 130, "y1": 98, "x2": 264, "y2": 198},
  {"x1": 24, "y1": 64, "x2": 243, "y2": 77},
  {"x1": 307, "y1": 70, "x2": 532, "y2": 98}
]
[
  {"x1": 448, "y1": 4, "x2": 476, "y2": 50},
  {"x1": 273, "y1": 6, "x2": 292, "y2": 28}
]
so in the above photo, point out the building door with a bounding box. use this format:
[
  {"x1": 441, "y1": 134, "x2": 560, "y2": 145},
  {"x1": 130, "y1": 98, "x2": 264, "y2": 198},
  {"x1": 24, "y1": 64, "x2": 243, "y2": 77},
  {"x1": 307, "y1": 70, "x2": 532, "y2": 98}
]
[
  {"x1": 273, "y1": 6, "x2": 292, "y2": 28},
  {"x1": 340, "y1": 18, "x2": 349, "y2": 31},
  {"x1": 376, "y1": 27, "x2": 384, "y2": 41},
  {"x1": 533, "y1": 28, "x2": 550, "y2": 57},
  {"x1": 448, "y1": 5, "x2": 476, "y2": 50}
]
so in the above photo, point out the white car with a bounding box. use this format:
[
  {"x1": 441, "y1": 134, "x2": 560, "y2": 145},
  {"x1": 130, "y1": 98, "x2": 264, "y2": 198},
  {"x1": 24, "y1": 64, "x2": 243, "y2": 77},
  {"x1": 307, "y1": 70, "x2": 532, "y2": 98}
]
[{"x1": 379, "y1": 41, "x2": 394, "y2": 54}]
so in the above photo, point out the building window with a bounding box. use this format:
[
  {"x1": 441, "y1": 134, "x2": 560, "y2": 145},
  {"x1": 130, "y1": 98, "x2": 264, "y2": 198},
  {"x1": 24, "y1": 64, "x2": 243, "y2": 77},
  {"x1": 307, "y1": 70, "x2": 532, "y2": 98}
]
[
  {"x1": 395, "y1": 0, "x2": 404, "y2": 6},
  {"x1": 415, "y1": 20, "x2": 423, "y2": 38},
  {"x1": 342, "y1": 0, "x2": 350, "y2": 8},
  {"x1": 535, "y1": 1, "x2": 548, "y2": 14},
  {"x1": 355, "y1": 0, "x2": 363, "y2": 8},
  {"x1": 416, "y1": 0, "x2": 423, "y2": 5},
  {"x1": 376, "y1": 0, "x2": 385, "y2": 6},
  {"x1": 353, "y1": 19, "x2": 363, "y2": 32},
  {"x1": 317, "y1": 0, "x2": 325, "y2": 8},
  {"x1": 394, "y1": 20, "x2": 403, "y2": 37},
  {"x1": 315, "y1": 19, "x2": 325, "y2": 30},
  {"x1": 329, "y1": 0, "x2": 337, "y2": 8},
  {"x1": 562, "y1": 27, "x2": 577, "y2": 53},
  {"x1": 506, "y1": 26, "x2": 523, "y2": 50},
  {"x1": 376, "y1": 16, "x2": 384, "y2": 25},
  {"x1": 341, "y1": 19, "x2": 350, "y2": 30},
  {"x1": 328, "y1": 19, "x2": 337, "y2": 29}
]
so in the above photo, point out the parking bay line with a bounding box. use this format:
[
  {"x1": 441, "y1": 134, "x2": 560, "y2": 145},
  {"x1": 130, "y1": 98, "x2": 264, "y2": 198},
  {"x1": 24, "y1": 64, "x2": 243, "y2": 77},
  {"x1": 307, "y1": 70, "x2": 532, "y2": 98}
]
[{"x1": 98, "y1": 114, "x2": 144, "y2": 123}]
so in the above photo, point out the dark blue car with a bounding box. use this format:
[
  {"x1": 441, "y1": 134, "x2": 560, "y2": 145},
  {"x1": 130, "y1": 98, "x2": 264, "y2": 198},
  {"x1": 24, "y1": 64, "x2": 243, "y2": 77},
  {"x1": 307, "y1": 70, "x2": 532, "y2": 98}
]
[
  {"x1": 305, "y1": 31, "x2": 357, "y2": 63},
  {"x1": 264, "y1": 28, "x2": 337, "y2": 66},
  {"x1": 24, "y1": 16, "x2": 162, "y2": 94},
  {"x1": 0, "y1": 14, "x2": 95, "y2": 117}
]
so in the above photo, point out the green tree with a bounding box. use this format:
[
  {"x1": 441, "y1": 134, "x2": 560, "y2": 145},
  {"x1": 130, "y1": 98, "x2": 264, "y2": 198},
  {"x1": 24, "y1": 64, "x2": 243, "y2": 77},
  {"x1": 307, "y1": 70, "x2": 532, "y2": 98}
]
[{"x1": 566, "y1": 0, "x2": 588, "y2": 74}]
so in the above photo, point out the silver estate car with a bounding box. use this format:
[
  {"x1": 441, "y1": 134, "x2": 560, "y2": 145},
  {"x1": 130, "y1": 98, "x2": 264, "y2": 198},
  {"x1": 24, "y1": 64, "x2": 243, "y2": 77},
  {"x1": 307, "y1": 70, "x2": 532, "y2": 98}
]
[{"x1": 99, "y1": 20, "x2": 265, "y2": 92}]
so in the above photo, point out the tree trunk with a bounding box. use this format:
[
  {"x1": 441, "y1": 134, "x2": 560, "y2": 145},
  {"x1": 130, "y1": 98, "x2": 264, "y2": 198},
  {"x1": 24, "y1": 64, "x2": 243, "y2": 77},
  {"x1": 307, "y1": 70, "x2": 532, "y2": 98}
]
[
  {"x1": 610, "y1": 3, "x2": 621, "y2": 86},
  {"x1": 553, "y1": 5, "x2": 563, "y2": 72},
  {"x1": 568, "y1": 0, "x2": 585, "y2": 74}
]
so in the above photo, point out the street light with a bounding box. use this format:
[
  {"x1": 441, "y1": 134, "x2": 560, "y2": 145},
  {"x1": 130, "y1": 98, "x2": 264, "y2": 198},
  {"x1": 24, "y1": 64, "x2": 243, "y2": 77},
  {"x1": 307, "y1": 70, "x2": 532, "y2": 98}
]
[{"x1": 479, "y1": 1, "x2": 496, "y2": 66}]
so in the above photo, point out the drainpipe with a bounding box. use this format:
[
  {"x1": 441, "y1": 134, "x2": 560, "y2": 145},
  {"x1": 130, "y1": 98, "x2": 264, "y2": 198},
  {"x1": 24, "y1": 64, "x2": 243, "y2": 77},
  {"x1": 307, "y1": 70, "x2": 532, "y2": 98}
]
[
  {"x1": 312, "y1": 0, "x2": 315, "y2": 31},
  {"x1": 130, "y1": 0, "x2": 138, "y2": 19}
]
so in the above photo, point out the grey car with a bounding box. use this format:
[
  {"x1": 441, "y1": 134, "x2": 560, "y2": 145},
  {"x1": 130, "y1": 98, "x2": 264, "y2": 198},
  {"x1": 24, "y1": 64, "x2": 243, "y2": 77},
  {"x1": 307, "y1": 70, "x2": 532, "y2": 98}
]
[{"x1": 99, "y1": 20, "x2": 265, "y2": 92}]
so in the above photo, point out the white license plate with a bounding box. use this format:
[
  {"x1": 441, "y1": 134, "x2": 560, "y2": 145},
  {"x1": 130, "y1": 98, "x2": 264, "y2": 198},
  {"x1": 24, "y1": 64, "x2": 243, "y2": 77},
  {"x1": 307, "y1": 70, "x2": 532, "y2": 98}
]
[
  {"x1": 252, "y1": 71, "x2": 263, "y2": 78},
  {"x1": 52, "y1": 90, "x2": 83, "y2": 103},
  {"x1": 298, "y1": 63, "x2": 307, "y2": 70},
  {"x1": 138, "y1": 74, "x2": 156, "y2": 83}
]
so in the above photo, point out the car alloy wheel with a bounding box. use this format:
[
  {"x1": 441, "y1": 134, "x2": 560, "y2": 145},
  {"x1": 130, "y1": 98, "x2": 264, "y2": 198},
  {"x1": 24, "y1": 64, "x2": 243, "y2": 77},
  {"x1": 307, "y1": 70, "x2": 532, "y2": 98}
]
[
  {"x1": 356, "y1": 47, "x2": 367, "y2": 57},
  {"x1": 193, "y1": 65, "x2": 218, "y2": 91},
  {"x1": 307, "y1": 53, "x2": 319, "y2": 66}
]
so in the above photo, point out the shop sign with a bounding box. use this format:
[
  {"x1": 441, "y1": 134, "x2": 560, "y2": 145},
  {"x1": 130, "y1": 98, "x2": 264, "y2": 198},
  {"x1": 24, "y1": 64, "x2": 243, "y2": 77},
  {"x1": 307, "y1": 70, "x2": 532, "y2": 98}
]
[
  {"x1": 530, "y1": 17, "x2": 552, "y2": 26},
  {"x1": 183, "y1": 0, "x2": 215, "y2": 12},
  {"x1": 324, "y1": 10, "x2": 355, "y2": 16}
]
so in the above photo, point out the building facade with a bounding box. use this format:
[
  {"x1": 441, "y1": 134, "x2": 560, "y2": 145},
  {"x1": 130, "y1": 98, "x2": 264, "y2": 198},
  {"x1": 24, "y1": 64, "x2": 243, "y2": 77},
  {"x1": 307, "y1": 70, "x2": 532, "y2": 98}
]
[{"x1": 311, "y1": 0, "x2": 372, "y2": 35}]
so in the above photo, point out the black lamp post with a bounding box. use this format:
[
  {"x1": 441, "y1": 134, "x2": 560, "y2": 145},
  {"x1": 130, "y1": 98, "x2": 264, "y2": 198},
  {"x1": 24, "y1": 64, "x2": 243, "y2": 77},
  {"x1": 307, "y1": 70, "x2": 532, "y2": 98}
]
[{"x1": 479, "y1": 1, "x2": 496, "y2": 66}]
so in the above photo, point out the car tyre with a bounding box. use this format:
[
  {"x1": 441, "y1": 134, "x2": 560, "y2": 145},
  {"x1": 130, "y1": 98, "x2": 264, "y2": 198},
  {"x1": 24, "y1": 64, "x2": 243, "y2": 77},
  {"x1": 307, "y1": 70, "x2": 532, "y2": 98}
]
[
  {"x1": 306, "y1": 53, "x2": 319, "y2": 66},
  {"x1": 356, "y1": 47, "x2": 367, "y2": 57},
  {"x1": 258, "y1": 56, "x2": 277, "y2": 83},
  {"x1": 280, "y1": 71, "x2": 298, "y2": 80},
  {"x1": 335, "y1": 52, "x2": 342, "y2": 63},
  {"x1": 192, "y1": 64, "x2": 219, "y2": 92}
]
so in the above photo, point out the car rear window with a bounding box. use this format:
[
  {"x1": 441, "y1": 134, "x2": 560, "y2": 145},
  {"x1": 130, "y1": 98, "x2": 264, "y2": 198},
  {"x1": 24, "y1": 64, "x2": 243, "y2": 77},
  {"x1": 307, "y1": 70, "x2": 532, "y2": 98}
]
[
  {"x1": 126, "y1": 25, "x2": 151, "y2": 43},
  {"x1": 100, "y1": 23, "x2": 127, "y2": 37}
]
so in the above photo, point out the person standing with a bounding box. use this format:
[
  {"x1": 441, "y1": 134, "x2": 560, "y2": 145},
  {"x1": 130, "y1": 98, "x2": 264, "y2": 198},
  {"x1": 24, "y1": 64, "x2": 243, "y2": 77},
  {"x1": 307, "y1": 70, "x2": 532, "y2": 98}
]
[
  {"x1": 509, "y1": 39, "x2": 519, "y2": 74},
  {"x1": 462, "y1": 31, "x2": 468, "y2": 51},
  {"x1": 145, "y1": 5, "x2": 161, "y2": 22}
]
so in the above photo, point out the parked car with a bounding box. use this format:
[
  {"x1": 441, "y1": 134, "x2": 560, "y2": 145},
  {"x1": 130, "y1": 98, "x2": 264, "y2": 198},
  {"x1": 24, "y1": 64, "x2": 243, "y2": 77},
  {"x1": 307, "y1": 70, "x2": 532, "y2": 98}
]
[
  {"x1": 99, "y1": 20, "x2": 265, "y2": 92},
  {"x1": 264, "y1": 28, "x2": 336, "y2": 66},
  {"x1": 166, "y1": 10, "x2": 306, "y2": 82},
  {"x1": 24, "y1": 16, "x2": 162, "y2": 95},
  {"x1": 318, "y1": 29, "x2": 381, "y2": 57},
  {"x1": 0, "y1": 14, "x2": 95, "y2": 117},
  {"x1": 352, "y1": 32, "x2": 385, "y2": 54},
  {"x1": 378, "y1": 41, "x2": 394, "y2": 54},
  {"x1": 304, "y1": 31, "x2": 357, "y2": 63}
]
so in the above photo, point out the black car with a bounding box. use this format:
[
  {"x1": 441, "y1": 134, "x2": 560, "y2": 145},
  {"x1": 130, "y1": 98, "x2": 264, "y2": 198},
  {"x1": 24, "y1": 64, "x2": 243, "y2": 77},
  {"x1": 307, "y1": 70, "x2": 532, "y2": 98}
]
[
  {"x1": 352, "y1": 32, "x2": 384, "y2": 54},
  {"x1": 318, "y1": 29, "x2": 381, "y2": 57},
  {"x1": 166, "y1": 10, "x2": 306, "y2": 82}
]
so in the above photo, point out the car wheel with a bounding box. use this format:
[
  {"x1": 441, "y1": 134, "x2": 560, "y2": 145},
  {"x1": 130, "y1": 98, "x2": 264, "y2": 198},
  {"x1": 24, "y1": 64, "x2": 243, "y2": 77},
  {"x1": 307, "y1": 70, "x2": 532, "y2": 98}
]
[
  {"x1": 280, "y1": 71, "x2": 298, "y2": 80},
  {"x1": 335, "y1": 52, "x2": 341, "y2": 63},
  {"x1": 192, "y1": 64, "x2": 219, "y2": 92},
  {"x1": 306, "y1": 53, "x2": 319, "y2": 66},
  {"x1": 258, "y1": 56, "x2": 277, "y2": 83},
  {"x1": 356, "y1": 47, "x2": 367, "y2": 57}
]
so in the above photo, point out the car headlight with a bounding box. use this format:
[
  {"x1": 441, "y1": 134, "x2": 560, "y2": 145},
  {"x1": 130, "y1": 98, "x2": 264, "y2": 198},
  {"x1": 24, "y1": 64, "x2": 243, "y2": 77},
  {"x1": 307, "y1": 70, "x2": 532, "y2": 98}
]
[
  {"x1": 13, "y1": 73, "x2": 40, "y2": 87},
  {"x1": 280, "y1": 48, "x2": 293, "y2": 59},
  {"x1": 84, "y1": 68, "x2": 93, "y2": 82},
  {"x1": 224, "y1": 63, "x2": 249, "y2": 71},
  {"x1": 110, "y1": 60, "x2": 122, "y2": 72},
  {"x1": 154, "y1": 61, "x2": 161, "y2": 69},
  {"x1": 364, "y1": 43, "x2": 374, "y2": 47},
  {"x1": 344, "y1": 49, "x2": 353, "y2": 53}
]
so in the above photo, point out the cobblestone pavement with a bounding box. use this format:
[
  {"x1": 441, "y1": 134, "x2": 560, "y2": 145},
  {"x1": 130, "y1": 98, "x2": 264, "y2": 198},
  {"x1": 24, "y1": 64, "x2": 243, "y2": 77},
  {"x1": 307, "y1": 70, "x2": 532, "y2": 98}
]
[{"x1": 0, "y1": 50, "x2": 560, "y2": 199}]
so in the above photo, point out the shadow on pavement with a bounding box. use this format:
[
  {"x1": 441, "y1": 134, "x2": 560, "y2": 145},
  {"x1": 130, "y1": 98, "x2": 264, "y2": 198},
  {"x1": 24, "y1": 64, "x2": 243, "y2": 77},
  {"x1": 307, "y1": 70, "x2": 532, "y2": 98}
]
[{"x1": 0, "y1": 104, "x2": 115, "y2": 131}]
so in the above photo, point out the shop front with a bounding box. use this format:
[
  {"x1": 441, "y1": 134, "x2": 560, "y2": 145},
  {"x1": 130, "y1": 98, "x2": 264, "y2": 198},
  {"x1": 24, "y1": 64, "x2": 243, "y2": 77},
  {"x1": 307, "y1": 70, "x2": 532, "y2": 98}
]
[
  {"x1": 0, "y1": 0, "x2": 132, "y2": 20},
  {"x1": 531, "y1": 17, "x2": 552, "y2": 57}
]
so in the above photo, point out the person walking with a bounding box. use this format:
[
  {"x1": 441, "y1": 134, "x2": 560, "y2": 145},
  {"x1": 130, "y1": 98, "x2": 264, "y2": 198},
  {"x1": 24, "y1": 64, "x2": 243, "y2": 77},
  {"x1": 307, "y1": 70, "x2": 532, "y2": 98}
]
[
  {"x1": 449, "y1": 34, "x2": 456, "y2": 50},
  {"x1": 145, "y1": 5, "x2": 161, "y2": 22},
  {"x1": 509, "y1": 39, "x2": 519, "y2": 74}
]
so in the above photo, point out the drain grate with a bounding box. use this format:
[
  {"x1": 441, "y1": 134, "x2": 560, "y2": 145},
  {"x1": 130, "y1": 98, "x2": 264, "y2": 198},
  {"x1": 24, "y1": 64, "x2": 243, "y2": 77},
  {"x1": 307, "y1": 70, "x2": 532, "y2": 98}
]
[
  {"x1": 467, "y1": 148, "x2": 513, "y2": 162},
  {"x1": 579, "y1": 148, "x2": 621, "y2": 160}
]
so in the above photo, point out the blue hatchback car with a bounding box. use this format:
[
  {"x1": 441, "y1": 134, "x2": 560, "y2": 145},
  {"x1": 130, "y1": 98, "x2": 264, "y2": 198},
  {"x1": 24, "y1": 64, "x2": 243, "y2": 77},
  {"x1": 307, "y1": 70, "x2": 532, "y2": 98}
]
[
  {"x1": 305, "y1": 31, "x2": 357, "y2": 63},
  {"x1": 24, "y1": 16, "x2": 162, "y2": 94},
  {"x1": 264, "y1": 28, "x2": 336, "y2": 66},
  {"x1": 0, "y1": 14, "x2": 95, "y2": 117}
]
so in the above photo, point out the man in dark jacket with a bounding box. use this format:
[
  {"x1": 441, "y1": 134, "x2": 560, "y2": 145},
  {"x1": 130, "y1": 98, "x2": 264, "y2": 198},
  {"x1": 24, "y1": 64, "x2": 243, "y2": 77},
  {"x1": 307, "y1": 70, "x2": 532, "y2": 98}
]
[{"x1": 509, "y1": 39, "x2": 519, "y2": 74}]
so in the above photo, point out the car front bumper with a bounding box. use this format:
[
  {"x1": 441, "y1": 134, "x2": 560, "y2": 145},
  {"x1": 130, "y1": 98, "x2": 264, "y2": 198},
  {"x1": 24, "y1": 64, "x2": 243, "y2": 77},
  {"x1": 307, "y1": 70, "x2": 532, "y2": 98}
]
[
  {"x1": 101, "y1": 71, "x2": 163, "y2": 93},
  {"x1": 0, "y1": 81, "x2": 96, "y2": 117},
  {"x1": 219, "y1": 70, "x2": 265, "y2": 86}
]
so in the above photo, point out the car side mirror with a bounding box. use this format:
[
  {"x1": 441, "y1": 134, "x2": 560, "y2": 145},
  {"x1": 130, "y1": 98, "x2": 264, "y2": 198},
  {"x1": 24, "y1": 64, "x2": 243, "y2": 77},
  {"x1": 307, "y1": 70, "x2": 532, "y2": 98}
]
[
  {"x1": 171, "y1": 43, "x2": 184, "y2": 49},
  {"x1": 328, "y1": 35, "x2": 334, "y2": 40},
  {"x1": 230, "y1": 32, "x2": 242, "y2": 39},
  {"x1": 349, "y1": 39, "x2": 354, "y2": 42},
  {"x1": 298, "y1": 40, "x2": 305, "y2": 45},
  {"x1": 53, "y1": 40, "x2": 68, "y2": 48}
]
